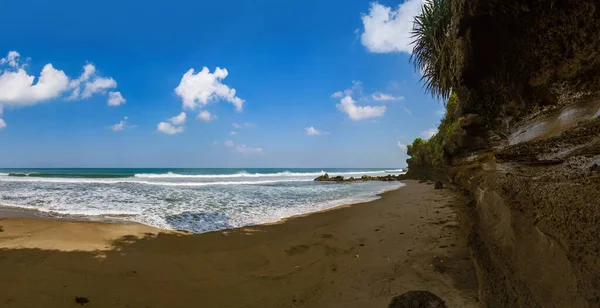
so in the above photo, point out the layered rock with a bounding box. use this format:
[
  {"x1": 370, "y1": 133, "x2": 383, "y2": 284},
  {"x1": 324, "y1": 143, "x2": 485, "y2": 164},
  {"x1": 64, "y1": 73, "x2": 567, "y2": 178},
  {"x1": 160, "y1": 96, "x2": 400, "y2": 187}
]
[{"x1": 407, "y1": 0, "x2": 600, "y2": 306}]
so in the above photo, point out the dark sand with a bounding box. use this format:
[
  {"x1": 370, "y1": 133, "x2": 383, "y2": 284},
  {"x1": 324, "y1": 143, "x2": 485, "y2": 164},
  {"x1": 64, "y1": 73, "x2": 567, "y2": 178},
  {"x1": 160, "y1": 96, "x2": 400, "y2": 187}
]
[{"x1": 0, "y1": 180, "x2": 478, "y2": 307}]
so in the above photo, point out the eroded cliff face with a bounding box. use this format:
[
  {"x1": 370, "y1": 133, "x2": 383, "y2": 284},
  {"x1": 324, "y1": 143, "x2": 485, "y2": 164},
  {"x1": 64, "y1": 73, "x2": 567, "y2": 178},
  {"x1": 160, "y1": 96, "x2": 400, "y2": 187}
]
[{"x1": 440, "y1": 0, "x2": 600, "y2": 307}]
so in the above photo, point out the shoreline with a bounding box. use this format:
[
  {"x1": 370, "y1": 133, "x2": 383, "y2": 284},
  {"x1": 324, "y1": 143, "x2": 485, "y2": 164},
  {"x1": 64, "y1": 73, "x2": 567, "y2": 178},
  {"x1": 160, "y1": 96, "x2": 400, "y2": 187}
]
[
  {"x1": 0, "y1": 180, "x2": 478, "y2": 307},
  {"x1": 0, "y1": 182, "x2": 407, "y2": 232}
]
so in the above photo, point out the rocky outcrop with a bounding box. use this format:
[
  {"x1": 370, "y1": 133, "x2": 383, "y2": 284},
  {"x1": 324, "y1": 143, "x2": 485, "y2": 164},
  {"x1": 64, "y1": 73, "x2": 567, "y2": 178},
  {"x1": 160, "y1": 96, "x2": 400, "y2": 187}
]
[
  {"x1": 387, "y1": 291, "x2": 447, "y2": 308},
  {"x1": 413, "y1": 0, "x2": 600, "y2": 307},
  {"x1": 314, "y1": 173, "x2": 403, "y2": 182}
]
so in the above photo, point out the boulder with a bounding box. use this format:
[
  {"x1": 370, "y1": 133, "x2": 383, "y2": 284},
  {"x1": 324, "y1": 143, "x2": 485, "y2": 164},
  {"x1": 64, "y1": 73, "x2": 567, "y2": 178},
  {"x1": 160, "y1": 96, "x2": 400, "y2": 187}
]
[
  {"x1": 331, "y1": 176, "x2": 344, "y2": 182},
  {"x1": 314, "y1": 173, "x2": 330, "y2": 181},
  {"x1": 387, "y1": 291, "x2": 446, "y2": 308}
]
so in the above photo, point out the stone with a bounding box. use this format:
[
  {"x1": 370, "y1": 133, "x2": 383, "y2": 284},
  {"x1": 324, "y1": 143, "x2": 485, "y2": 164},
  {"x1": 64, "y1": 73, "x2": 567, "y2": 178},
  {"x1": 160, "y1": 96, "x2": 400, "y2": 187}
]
[
  {"x1": 314, "y1": 173, "x2": 330, "y2": 181},
  {"x1": 387, "y1": 291, "x2": 446, "y2": 308}
]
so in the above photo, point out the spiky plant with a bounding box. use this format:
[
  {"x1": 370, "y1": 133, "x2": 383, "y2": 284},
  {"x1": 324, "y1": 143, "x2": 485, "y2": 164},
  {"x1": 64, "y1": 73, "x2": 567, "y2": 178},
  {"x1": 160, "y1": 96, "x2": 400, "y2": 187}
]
[{"x1": 410, "y1": 0, "x2": 453, "y2": 100}]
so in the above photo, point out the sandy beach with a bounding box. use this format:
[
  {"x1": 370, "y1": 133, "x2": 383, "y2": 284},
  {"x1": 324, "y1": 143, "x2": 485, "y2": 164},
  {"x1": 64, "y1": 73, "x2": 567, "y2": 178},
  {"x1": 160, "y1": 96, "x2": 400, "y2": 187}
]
[{"x1": 0, "y1": 180, "x2": 478, "y2": 307}]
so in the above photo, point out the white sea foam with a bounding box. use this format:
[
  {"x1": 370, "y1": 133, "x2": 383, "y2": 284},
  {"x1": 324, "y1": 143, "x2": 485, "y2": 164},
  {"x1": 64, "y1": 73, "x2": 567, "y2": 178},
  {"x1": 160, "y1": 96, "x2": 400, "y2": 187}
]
[
  {"x1": 0, "y1": 176, "x2": 314, "y2": 186},
  {"x1": 134, "y1": 170, "x2": 387, "y2": 179},
  {"x1": 0, "y1": 169, "x2": 405, "y2": 233}
]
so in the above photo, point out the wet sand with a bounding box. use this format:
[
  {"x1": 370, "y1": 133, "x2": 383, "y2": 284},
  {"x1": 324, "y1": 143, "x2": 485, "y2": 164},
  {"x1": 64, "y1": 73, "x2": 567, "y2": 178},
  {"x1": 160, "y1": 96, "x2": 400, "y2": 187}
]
[{"x1": 0, "y1": 180, "x2": 478, "y2": 307}]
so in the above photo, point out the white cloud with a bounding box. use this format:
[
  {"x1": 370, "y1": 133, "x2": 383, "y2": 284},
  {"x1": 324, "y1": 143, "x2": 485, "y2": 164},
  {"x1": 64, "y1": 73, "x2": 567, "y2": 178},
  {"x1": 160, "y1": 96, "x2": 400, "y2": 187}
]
[
  {"x1": 222, "y1": 139, "x2": 261, "y2": 153},
  {"x1": 305, "y1": 126, "x2": 329, "y2": 136},
  {"x1": 337, "y1": 95, "x2": 386, "y2": 120},
  {"x1": 109, "y1": 116, "x2": 128, "y2": 131},
  {"x1": 157, "y1": 122, "x2": 184, "y2": 135},
  {"x1": 372, "y1": 92, "x2": 404, "y2": 101},
  {"x1": 420, "y1": 128, "x2": 438, "y2": 140},
  {"x1": 68, "y1": 63, "x2": 95, "y2": 92},
  {"x1": 81, "y1": 77, "x2": 116, "y2": 98},
  {"x1": 232, "y1": 122, "x2": 254, "y2": 130},
  {"x1": 230, "y1": 131, "x2": 238, "y2": 135},
  {"x1": 197, "y1": 110, "x2": 214, "y2": 122},
  {"x1": 397, "y1": 141, "x2": 407, "y2": 150},
  {"x1": 108, "y1": 91, "x2": 126, "y2": 106},
  {"x1": 0, "y1": 52, "x2": 124, "y2": 107},
  {"x1": 0, "y1": 51, "x2": 21, "y2": 68},
  {"x1": 175, "y1": 67, "x2": 245, "y2": 111},
  {"x1": 157, "y1": 112, "x2": 186, "y2": 134},
  {"x1": 331, "y1": 80, "x2": 363, "y2": 99},
  {"x1": 0, "y1": 64, "x2": 69, "y2": 106},
  {"x1": 403, "y1": 106, "x2": 412, "y2": 115},
  {"x1": 67, "y1": 63, "x2": 122, "y2": 105},
  {"x1": 169, "y1": 112, "x2": 187, "y2": 125},
  {"x1": 235, "y1": 144, "x2": 263, "y2": 154},
  {"x1": 360, "y1": 1, "x2": 422, "y2": 54},
  {"x1": 331, "y1": 91, "x2": 343, "y2": 98}
]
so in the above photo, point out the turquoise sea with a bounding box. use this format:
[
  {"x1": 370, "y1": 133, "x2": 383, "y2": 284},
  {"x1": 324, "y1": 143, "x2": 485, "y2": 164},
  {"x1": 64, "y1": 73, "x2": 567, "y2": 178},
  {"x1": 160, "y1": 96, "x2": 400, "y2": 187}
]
[{"x1": 0, "y1": 168, "x2": 405, "y2": 233}]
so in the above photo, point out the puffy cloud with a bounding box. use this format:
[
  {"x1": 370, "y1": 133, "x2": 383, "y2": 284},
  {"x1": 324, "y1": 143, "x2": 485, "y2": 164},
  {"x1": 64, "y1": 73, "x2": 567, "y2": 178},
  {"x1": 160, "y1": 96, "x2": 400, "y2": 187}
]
[
  {"x1": 157, "y1": 122, "x2": 184, "y2": 135},
  {"x1": 372, "y1": 92, "x2": 404, "y2": 101},
  {"x1": 169, "y1": 112, "x2": 186, "y2": 125},
  {"x1": 337, "y1": 95, "x2": 386, "y2": 120},
  {"x1": 175, "y1": 67, "x2": 245, "y2": 111},
  {"x1": 108, "y1": 91, "x2": 126, "y2": 106},
  {"x1": 0, "y1": 51, "x2": 21, "y2": 68},
  {"x1": 235, "y1": 144, "x2": 263, "y2": 154},
  {"x1": 109, "y1": 116, "x2": 128, "y2": 131},
  {"x1": 420, "y1": 128, "x2": 438, "y2": 140},
  {"x1": 0, "y1": 52, "x2": 124, "y2": 107},
  {"x1": 0, "y1": 64, "x2": 69, "y2": 106},
  {"x1": 397, "y1": 141, "x2": 407, "y2": 150},
  {"x1": 81, "y1": 77, "x2": 117, "y2": 98},
  {"x1": 224, "y1": 140, "x2": 235, "y2": 147},
  {"x1": 360, "y1": 1, "x2": 422, "y2": 54},
  {"x1": 403, "y1": 106, "x2": 412, "y2": 115},
  {"x1": 305, "y1": 126, "x2": 329, "y2": 136},
  {"x1": 68, "y1": 64, "x2": 95, "y2": 91},
  {"x1": 157, "y1": 112, "x2": 186, "y2": 134},
  {"x1": 197, "y1": 110, "x2": 214, "y2": 122},
  {"x1": 230, "y1": 131, "x2": 238, "y2": 135},
  {"x1": 232, "y1": 122, "x2": 242, "y2": 129},
  {"x1": 67, "y1": 63, "x2": 124, "y2": 105}
]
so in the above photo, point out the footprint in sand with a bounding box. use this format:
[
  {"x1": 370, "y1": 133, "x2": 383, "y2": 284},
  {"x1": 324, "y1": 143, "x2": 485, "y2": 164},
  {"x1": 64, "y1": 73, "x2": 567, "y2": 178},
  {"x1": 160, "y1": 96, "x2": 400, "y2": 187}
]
[{"x1": 285, "y1": 245, "x2": 310, "y2": 256}]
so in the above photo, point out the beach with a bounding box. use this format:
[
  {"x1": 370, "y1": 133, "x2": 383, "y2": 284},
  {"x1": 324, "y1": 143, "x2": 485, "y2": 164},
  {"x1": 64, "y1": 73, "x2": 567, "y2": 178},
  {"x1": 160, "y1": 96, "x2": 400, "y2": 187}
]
[{"x1": 0, "y1": 180, "x2": 478, "y2": 307}]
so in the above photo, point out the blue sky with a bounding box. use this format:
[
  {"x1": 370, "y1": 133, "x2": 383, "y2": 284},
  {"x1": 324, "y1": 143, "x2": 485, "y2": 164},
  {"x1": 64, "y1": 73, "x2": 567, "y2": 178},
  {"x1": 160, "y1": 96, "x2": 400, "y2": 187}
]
[{"x1": 0, "y1": 0, "x2": 442, "y2": 168}]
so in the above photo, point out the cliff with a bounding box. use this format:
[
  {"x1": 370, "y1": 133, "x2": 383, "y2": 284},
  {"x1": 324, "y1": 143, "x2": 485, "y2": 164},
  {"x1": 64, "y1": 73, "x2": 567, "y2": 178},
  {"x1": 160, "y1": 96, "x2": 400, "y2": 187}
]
[{"x1": 408, "y1": 0, "x2": 600, "y2": 307}]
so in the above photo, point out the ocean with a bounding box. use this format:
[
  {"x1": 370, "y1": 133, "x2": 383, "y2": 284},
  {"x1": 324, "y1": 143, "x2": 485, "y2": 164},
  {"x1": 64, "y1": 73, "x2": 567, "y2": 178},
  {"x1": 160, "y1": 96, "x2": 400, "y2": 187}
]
[{"x1": 0, "y1": 168, "x2": 405, "y2": 233}]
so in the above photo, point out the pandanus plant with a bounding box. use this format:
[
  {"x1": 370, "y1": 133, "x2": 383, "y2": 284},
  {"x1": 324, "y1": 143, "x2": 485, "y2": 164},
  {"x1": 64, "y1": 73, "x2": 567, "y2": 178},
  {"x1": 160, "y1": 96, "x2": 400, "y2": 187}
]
[{"x1": 410, "y1": 0, "x2": 453, "y2": 100}]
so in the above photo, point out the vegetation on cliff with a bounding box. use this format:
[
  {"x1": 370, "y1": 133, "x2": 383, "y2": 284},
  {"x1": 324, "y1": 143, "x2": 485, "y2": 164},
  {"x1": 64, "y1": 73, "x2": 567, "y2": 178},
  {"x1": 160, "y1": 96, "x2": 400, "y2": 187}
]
[
  {"x1": 406, "y1": 92, "x2": 459, "y2": 177},
  {"x1": 404, "y1": 0, "x2": 458, "y2": 177}
]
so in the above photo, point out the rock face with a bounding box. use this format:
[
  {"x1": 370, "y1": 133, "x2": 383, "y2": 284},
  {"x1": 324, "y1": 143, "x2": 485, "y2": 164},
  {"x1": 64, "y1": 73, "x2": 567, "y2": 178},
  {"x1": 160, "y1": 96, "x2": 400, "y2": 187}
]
[
  {"x1": 313, "y1": 173, "x2": 403, "y2": 182},
  {"x1": 429, "y1": 0, "x2": 600, "y2": 307},
  {"x1": 387, "y1": 291, "x2": 446, "y2": 308}
]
